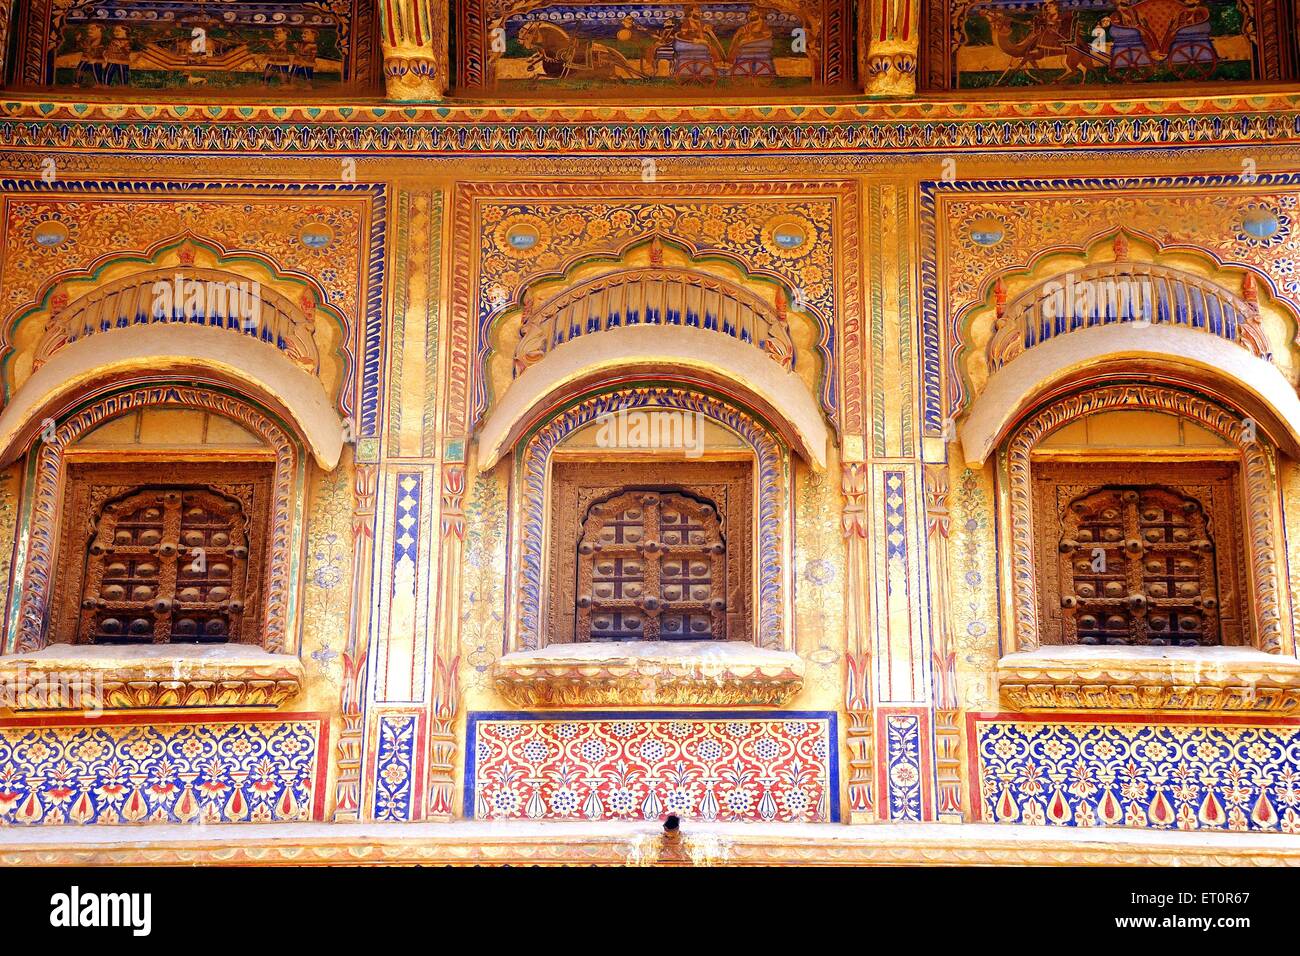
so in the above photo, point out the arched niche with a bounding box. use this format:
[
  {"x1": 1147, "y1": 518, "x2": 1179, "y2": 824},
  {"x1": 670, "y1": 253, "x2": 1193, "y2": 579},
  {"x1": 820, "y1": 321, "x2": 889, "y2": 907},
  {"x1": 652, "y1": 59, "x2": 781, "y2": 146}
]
[
  {"x1": 2, "y1": 237, "x2": 351, "y2": 419},
  {"x1": 480, "y1": 235, "x2": 836, "y2": 439},
  {"x1": 955, "y1": 233, "x2": 1300, "y2": 423},
  {"x1": 506, "y1": 384, "x2": 794, "y2": 655},
  {"x1": 11, "y1": 384, "x2": 306, "y2": 657},
  {"x1": 999, "y1": 382, "x2": 1290, "y2": 658}
]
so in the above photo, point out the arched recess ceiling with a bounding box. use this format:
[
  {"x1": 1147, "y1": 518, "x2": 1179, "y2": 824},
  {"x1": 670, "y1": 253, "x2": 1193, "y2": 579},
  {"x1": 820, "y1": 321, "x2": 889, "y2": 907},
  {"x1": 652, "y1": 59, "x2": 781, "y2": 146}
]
[
  {"x1": 959, "y1": 324, "x2": 1300, "y2": 466},
  {"x1": 477, "y1": 325, "x2": 829, "y2": 470},
  {"x1": 470, "y1": 222, "x2": 844, "y2": 439},
  {"x1": 0, "y1": 326, "x2": 345, "y2": 470},
  {"x1": 1, "y1": 234, "x2": 354, "y2": 417}
]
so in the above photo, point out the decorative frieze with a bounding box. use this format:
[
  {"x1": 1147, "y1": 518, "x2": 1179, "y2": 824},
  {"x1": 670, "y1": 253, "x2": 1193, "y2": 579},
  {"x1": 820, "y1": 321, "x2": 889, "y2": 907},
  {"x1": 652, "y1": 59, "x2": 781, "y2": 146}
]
[
  {"x1": 0, "y1": 644, "x2": 303, "y2": 710},
  {"x1": 973, "y1": 714, "x2": 1300, "y2": 831},
  {"x1": 0, "y1": 714, "x2": 327, "y2": 825},
  {"x1": 998, "y1": 647, "x2": 1300, "y2": 714},
  {"x1": 469, "y1": 711, "x2": 836, "y2": 823},
  {"x1": 492, "y1": 642, "x2": 804, "y2": 708}
]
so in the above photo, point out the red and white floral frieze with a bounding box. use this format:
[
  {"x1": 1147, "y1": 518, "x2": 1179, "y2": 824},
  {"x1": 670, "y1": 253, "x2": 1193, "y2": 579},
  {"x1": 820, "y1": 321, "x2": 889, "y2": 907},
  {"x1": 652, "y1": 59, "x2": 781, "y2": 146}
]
[{"x1": 468, "y1": 712, "x2": 837, "y2": 823}]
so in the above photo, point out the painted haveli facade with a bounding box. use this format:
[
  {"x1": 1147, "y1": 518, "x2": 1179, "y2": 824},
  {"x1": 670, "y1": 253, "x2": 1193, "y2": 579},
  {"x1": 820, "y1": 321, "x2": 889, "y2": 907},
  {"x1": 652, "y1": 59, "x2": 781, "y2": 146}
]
[{"x1": 0, "y1": 0, "x2": 1299, "y2": 867}]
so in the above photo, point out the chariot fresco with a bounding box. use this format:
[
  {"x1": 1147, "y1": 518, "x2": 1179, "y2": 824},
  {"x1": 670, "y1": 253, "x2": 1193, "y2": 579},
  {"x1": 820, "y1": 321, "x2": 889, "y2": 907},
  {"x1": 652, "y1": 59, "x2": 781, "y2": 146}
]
[
  {"x1": 456, "y1": 0, "x2": 852, "y2": 92},
  {"x1": 951, "y1": 0, "x2": 1260, "y2": 87}
]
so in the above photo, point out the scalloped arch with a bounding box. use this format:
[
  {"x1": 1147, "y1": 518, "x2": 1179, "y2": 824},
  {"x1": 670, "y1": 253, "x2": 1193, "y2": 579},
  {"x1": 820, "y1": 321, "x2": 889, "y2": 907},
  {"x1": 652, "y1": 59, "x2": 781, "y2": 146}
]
[
  {"x1": 478, "y1": 231, "x2": 838, "y2": 435},
  {"x1": 953, "y1": 229, "x2": 1300, "y2": 419},
  {"x1": 2, "y1": 233, "x2": 354, "y2": 414}
]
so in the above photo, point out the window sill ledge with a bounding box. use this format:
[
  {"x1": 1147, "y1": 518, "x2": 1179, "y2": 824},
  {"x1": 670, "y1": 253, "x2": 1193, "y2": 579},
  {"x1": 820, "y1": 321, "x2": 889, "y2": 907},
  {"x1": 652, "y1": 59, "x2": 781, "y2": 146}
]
[
  {"x1": 493, "y1": 641, "x2": 804, "y2": 707},
  {"x1": 997, "y1": 646, "x2": 1300, "y2": 714},
  {"x1": 0, "y1": 644, "x2": 304, "y2": 711}
]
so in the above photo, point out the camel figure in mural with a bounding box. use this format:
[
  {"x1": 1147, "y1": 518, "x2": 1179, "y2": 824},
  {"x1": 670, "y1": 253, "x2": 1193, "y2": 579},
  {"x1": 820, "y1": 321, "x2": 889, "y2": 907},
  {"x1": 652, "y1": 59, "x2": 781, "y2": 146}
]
[
  {"x1": 517, "y1": 22, "x2": 646, "y2": 81},
  {"x1": 983, "y1": 4, "x2": 1106, "y2": 83}
]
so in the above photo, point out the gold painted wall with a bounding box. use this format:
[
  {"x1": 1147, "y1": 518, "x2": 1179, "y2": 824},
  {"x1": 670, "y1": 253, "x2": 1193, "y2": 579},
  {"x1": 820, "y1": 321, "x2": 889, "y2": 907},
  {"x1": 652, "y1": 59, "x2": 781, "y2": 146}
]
[{"x1": 0, "y1": 87, "x2": 1298, "y2": 834}]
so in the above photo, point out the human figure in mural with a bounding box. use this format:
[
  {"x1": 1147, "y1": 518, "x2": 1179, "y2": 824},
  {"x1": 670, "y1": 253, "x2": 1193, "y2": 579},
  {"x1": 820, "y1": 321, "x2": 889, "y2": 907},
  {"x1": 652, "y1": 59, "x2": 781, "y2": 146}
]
[
  {"x1": 983, "y1": 1, "x2": 1100, "y2": 84},
  {"x1": 73, "y1": 23, "x2": 107, "y2": 86},
  {"x1": 103, "y1": 25, "x2": 132, "y2": 86},
  {"x1": 677, "y1": 5, "x2": 729, "y2": 66},
  {"x1": 263, "y1": 27, "x2": 295, "y2": 84},
  {"x1": 292, "y1": 29, "x2": 319, "y2": 85},
  {"x1": 728, "y1": 7, "x2": 778, "y2": 74}
]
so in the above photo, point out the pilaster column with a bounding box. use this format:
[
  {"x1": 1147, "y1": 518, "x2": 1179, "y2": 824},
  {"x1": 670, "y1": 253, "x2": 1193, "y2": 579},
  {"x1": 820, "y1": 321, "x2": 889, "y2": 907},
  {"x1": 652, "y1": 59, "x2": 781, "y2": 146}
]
[
  {"x1": 379, "y1": 0, "x2": 449, "y2": 101},
  {"x1": 923, "y1": 463, "x2": 965, "y2": 822},
  {"x1": 332, "y1": 462, "x2": 378, "y2": 821},
  {"x1": 426, "y1": 463, "x2": 465, "y2": 820},
  {"x1": 861, "y1": 0, "x2": 920, "y2": 96},
  {"x1": 842, "y1": 460, "x2": 876, "y2": 823}
]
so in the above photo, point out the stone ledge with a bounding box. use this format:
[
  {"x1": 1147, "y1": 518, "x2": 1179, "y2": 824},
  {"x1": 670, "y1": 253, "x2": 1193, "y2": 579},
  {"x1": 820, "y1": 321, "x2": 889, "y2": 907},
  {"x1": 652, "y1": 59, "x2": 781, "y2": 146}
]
[
  {"x1": 0, "y1": 644, "x2": 304, "y2": 710},
  {"x1": 998, "y1": 645, "x2": 1300, "y2": 713},
  {"x1": 1, "y1": 820, "x2": 1298, "y2": 867},
  {"x1": 493, "y1": 641, "x2": 803, "y2": 707}
]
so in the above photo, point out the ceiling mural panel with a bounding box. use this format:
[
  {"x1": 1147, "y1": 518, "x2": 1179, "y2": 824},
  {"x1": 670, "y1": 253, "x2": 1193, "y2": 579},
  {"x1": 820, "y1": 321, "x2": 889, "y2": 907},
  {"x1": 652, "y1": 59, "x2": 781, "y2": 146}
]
[
  {"x1": 928, "y1": 0, "x2": 1288, "y2": 89},
  {"x1": 15, "y1": 0, "x2": 377, "y2": 92},
  {"x1": 455, "y1": 0, "x2": 853, "y2": 93}
]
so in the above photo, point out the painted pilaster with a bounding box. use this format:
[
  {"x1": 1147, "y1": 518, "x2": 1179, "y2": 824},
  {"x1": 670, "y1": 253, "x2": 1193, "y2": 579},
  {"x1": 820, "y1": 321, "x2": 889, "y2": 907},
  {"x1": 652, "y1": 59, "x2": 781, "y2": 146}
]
[
  {"x1": 841, "y1": 460, "x2": 876, "y2": 823},
  {"x1": 923, "y1": 462, "x2": 964, "y2": 822},
  {"x1": 427, "y1": 463, "x2": 465, "y2": 820},
  {"x1": 332, "y1": 461, "x2": 378, "y2": 821}
]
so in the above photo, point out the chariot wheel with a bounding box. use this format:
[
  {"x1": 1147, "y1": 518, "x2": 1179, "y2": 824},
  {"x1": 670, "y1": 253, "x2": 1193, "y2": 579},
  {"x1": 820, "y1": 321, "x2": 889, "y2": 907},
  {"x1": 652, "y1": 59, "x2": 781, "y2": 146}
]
[
  {"x1": 1170, "y1": 44, "x2": 1217, "y2": 80},
  {"x1": 675, "y1": 61, "x2": 718, "y2": 85},
  {"x1": 1108, "y1": 49, "x2": 1154, "y2": 82}
]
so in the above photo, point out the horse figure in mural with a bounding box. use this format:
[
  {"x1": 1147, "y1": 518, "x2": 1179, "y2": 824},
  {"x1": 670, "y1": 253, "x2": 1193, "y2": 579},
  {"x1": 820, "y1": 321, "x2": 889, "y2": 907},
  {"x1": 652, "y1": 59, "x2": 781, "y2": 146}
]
[
  {"x1": 981, "y1": 0, "x2": 1218, "y2": 84},
  {"x1": 517, "y1": 22, "x2": 646, "y2": 81}
]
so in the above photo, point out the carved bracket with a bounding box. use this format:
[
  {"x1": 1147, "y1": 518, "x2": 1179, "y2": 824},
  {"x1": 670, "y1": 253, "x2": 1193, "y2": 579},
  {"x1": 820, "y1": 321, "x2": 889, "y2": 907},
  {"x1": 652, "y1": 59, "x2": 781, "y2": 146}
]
[
  {"x1": 380, "y1": 0, "x2": 449, "y2": 101},
  {"x1": 862, "y1": 0, "x2": 919, "y2": 96}
]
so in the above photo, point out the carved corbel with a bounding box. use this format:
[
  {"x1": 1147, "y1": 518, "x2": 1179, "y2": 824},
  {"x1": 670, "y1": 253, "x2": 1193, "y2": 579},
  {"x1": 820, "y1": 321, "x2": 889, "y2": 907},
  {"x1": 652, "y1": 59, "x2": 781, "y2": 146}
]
[
  {"x1": 862, "y1": 0, "x2": 920, "y2": 96},
  {"x1": 379, "y1": 0, "x2": 449, "y2": 101}
]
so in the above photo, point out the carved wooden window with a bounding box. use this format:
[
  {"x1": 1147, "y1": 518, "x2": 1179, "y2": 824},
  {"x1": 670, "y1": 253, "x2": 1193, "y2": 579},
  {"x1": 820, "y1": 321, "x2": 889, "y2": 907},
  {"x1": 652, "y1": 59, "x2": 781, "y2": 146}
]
[
  {"x1": 549, "y1": 461, "x2": 753, "y2": 644},
  {"x1": 51, "y1": 462, "x2": 274, "y2": 646},
  {"x1": 576, "y1": 489, "x2": 726, "y2": 642},
  {"x1": 1032, "y1": 462, "x2": 1246, "y2": 648}
]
